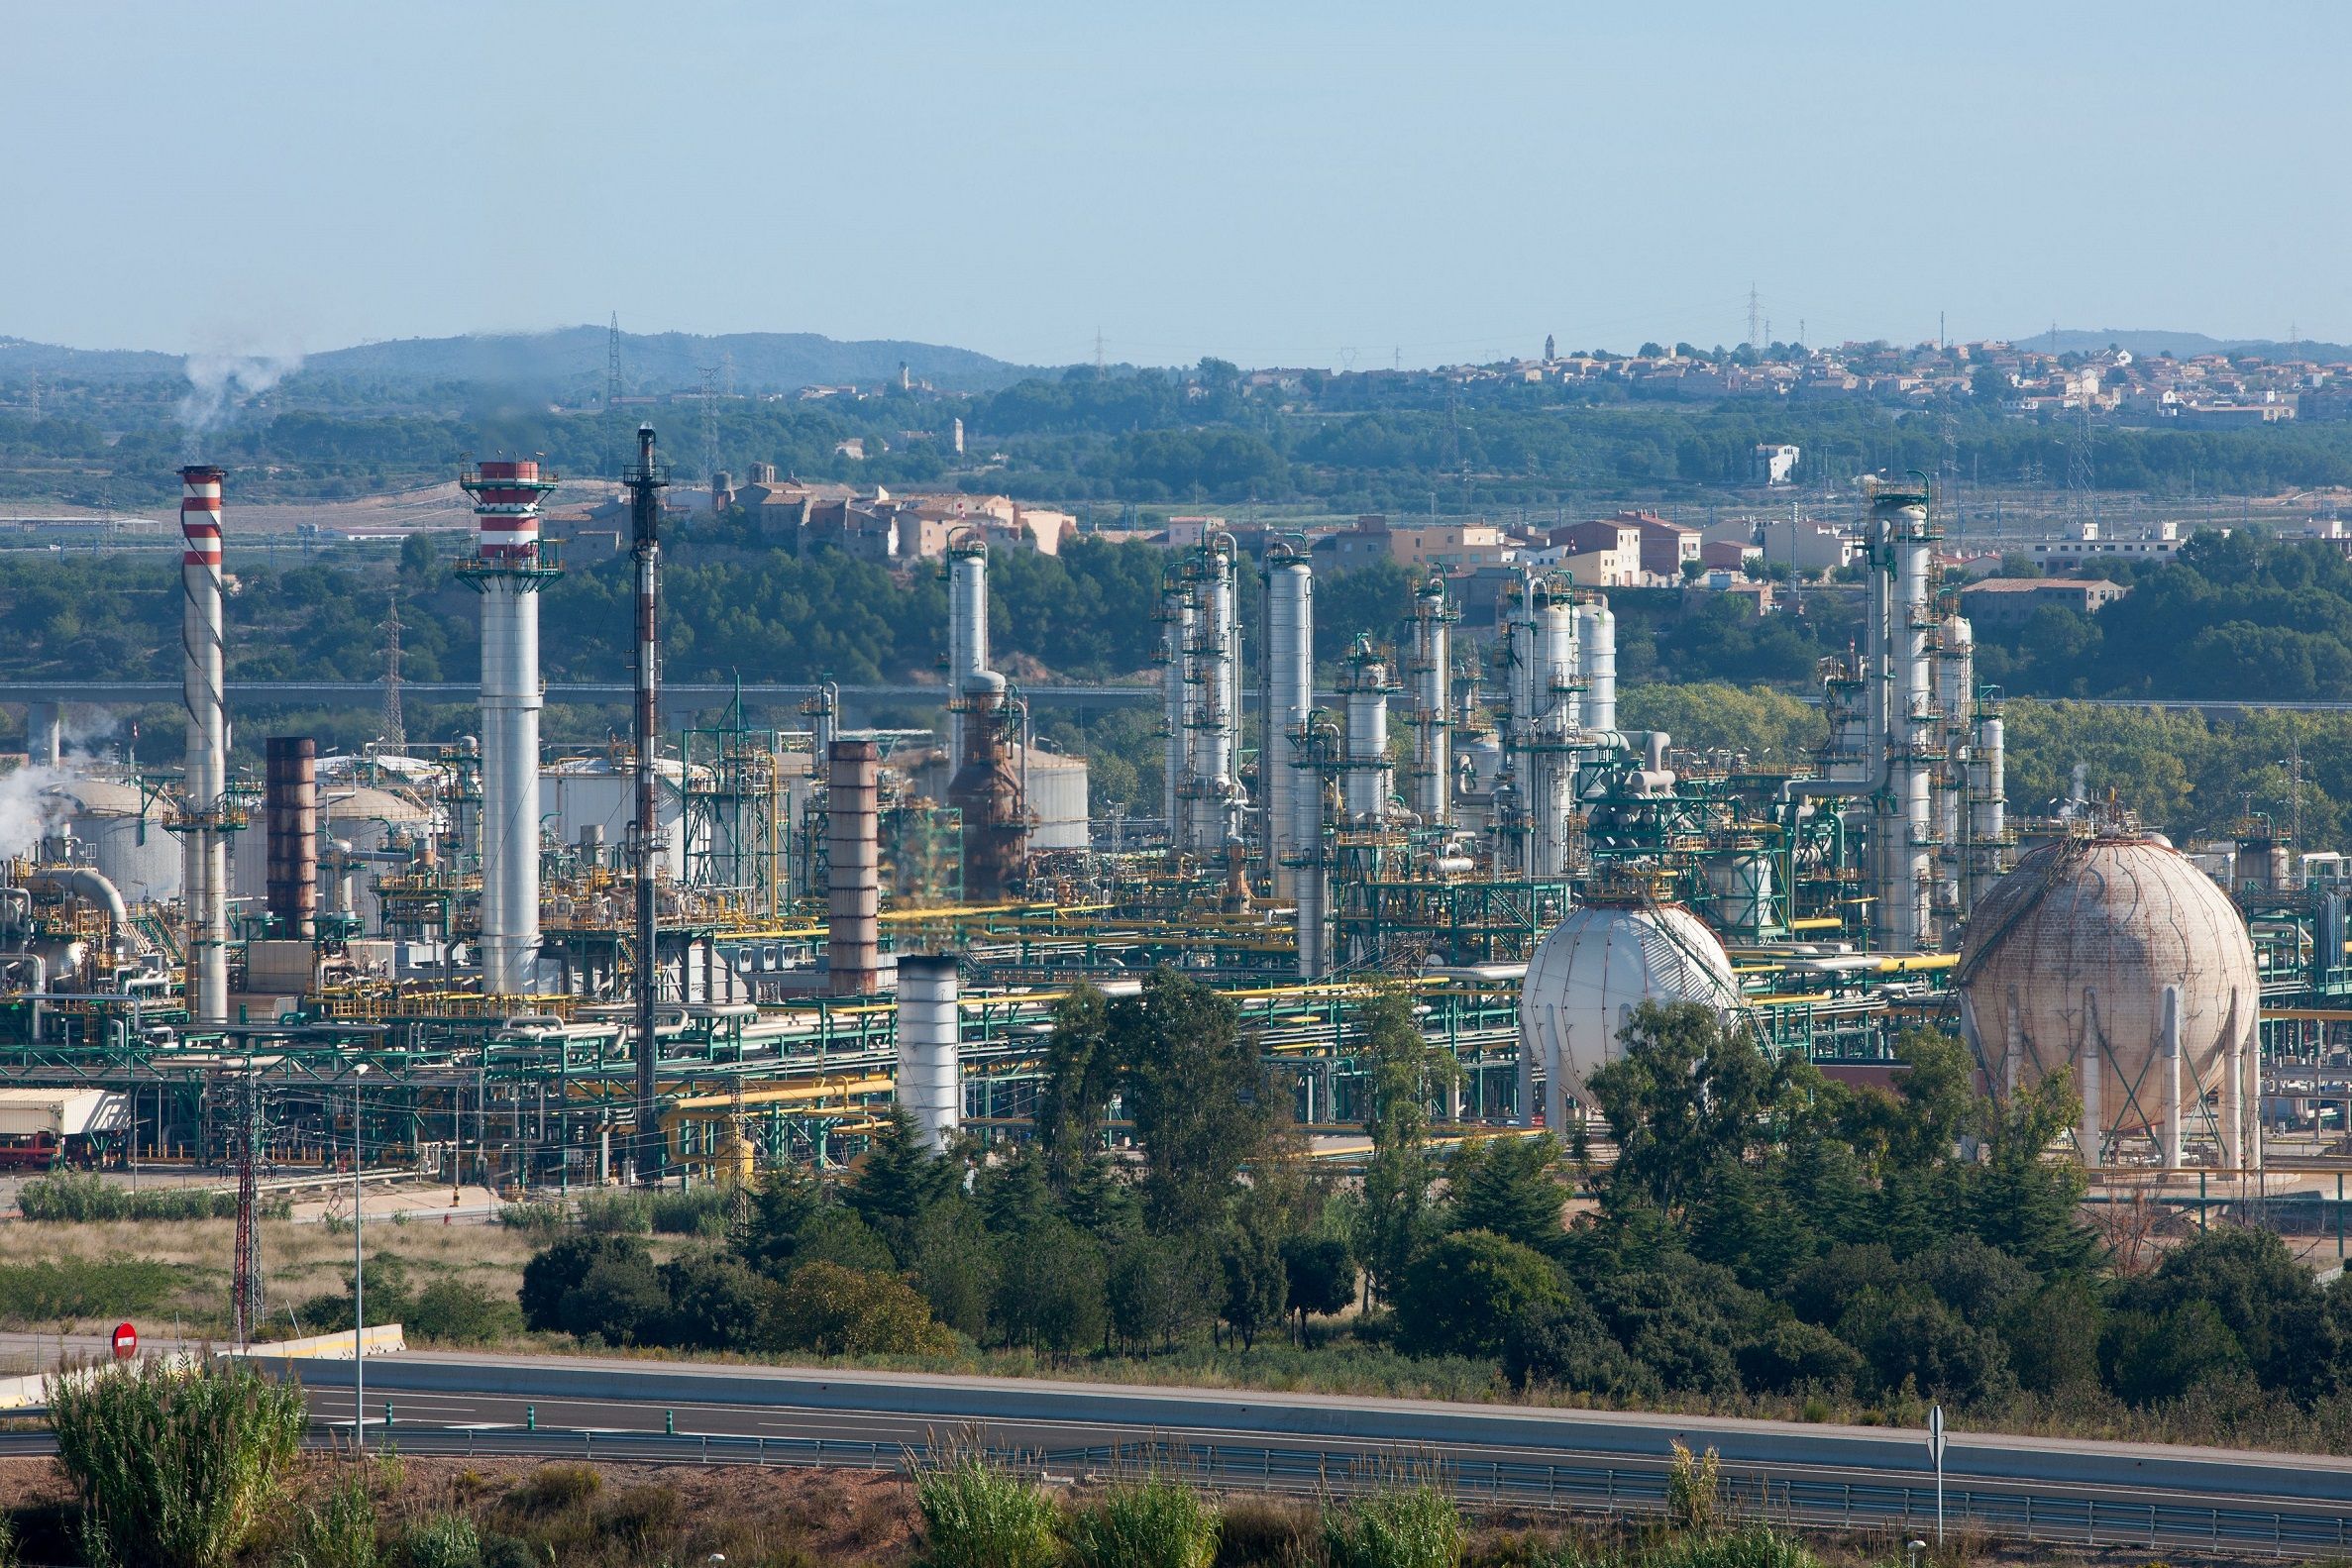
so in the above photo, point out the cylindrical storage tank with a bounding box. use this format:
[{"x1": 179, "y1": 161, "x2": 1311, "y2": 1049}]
[
  {"x1": 826, "y1": 739, "x2": 881, "y2": 995},
  {"x1": 265, "y1": 737, "x2": 319, "y2": 940},
  {"x1": 54, "y1": 779, "x2": 180, "y2": 903},
  {"x1": 1519, "y1": 896, "x2": 1740, "y2": 1122},
  {"x1": 895, "y1": 952, "x2": 962, "y2": 1152},
  {"x1": 1957, "y1": 833, "x2": 2263, "y2": 1168},
  {"x1": 1017, "y1": 747, "x2": 1089, "y2": 850}
]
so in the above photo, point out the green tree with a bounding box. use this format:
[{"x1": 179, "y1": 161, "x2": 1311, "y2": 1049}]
[
  {"x1": 1034, "y1": 983, "x2": 1118, "y2": 1186},
  {"x1": 1110, "y1": 970, "x2": 1277, "y2": 1233},
  {"x1": 1966, "y1": 1069, "x2": 2099, "y2": 1277},
  {"x1": 770, "y1": 1261, "x2": 956, "y2": 1357},
  {"x1": 1219, "y1": 1219, "x2": 1289, "y2": 1351},
  {"x1": 1586, "y1": 1001, "x2": 1794, "y2": 1222},
  {"x1": 992, "y1": 1218, "x2": 1108, "y2": 1357},
  {"x1": 1107, "y1": 1234, "x2": 1211, "y2": 1355},
  {"x1": 841, "y1": 1107, "x2": 954, "y2": 1257},
  {"x1": 1446, "y1": 1134, "x2": 1566, "y2": 1252},
  {"x1": 1392, "y1": 1230, "x2": 1569, "y2": 1359},
  {"x1": 1355, "y1": 985, "x2": 1454, "y2": 1302},
  {"x1": 1280, "y1": 1234, "x2": 1357, "y2": 1343}
]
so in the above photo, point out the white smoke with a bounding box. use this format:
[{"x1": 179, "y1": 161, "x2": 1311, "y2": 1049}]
[
  {"x1": 0, "y1": 766, "x2": 81, "y2": 863},
  {"x1": 56, "y1": 709, "x2": 119, "y2": 758},
  {"x1": 177, "y1": 350, "x2": 304, "y2": 454}
]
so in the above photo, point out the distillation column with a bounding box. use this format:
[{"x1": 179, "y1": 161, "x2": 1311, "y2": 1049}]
[
  {"x1": 1188, "y1": 541, "x2": 1242, "y2": 850},
  {"x1": 459, "y1": 458, "x2": 560, "y2": 994},
  {"x1": 1577, "y1": 596, "x2": 1616, "y2": 735},
  {"x1": 1868, "y1": 482, "x2": 1938, "y2": 951},
  {"x1": 1934, "y1": 614, "x2": 1973, "y2": 925},
  {"x1": 177, "y1": 466, "x2": 230, "y2": 1024},
  {"x1": 1341, "y1": 638, "x2": 1395, "y2": 823},
  {"x1": 1506, "y1": 578, "x2": 1579, "y2": 878},
  {"x1": 1407, "y1": 576, "x2": 1454, "y2": 825},
  {"x1": 946, "y1": 536, "x2": 988, "y2": 766},
  {"x1": 1263, "y1": 548, "x2": 1315, "y2": 894},
  {"x1": 1159, "y1": 571, "x2": 1195, "y2": 846}
]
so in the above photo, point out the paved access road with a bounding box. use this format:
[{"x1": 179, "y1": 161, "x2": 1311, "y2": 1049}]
[{"x1": 262, "y1": 1349, "x2": 2352, "y2": 1557}]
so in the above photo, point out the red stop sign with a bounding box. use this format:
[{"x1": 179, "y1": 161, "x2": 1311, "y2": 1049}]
[{"x1": 110, "y1": 1322, "x2": 136, "y2": 1359}]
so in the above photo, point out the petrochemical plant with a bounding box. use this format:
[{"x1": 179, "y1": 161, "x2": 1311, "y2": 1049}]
[{"x1": 0, "y1": 449, "x2": 2342, "y2": 1326}]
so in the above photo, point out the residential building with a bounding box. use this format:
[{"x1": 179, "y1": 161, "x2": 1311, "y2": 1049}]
[
  {"x1": 1759, "y1": 514, "x2": 1855, "y2": 574},
  {"x1": 1958, "y1": 577, "x2": 2130, "y2": 628},
  {"x1": 1753, "y1": 443, "x2": 1801, "y2": 484}
]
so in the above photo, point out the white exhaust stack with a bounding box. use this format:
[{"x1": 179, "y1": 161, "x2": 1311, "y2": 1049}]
[
  {"x1": 177, "y1": 466, "x2": 229, "y2": 1024},
  {"x1": 895, "y1": 953, "x2": 962, "y2": 1152},
  {"x1": 459, "y1": 458, "x2": 559, "y2": 994},
  {"x1": 947, "y1": 537, "x2": 988, "y2": 766}
]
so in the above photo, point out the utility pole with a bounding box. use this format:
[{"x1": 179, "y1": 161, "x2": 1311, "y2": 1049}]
[
  {"x1": 230, "y1": 1067, "x2": 262, "y2": 1348},
  {"x1": 621, "y1": 427, "x2": 669, "y2": 1188}
]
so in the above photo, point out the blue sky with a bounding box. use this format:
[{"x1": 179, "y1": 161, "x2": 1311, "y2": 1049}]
[{"x1": 8, "y1": 1, "x2": 2349, "y2": 367}]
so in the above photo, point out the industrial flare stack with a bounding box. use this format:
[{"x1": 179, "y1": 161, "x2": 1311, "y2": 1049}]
[{"x1": 458, "y1": 457, "x2": 560, "y2": 994}]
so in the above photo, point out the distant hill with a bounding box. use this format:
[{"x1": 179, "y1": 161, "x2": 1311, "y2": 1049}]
[
  {"x1": 0, "y1": 337, "x2": 184, "y2": 379},
  {"x1": 0, "y1": 327, "x2": 1040, "y2": 395},
  {"x1": 2023, "y1": 328, "x2": 2352, "y2": 362},
  {"x1": 305, "y1": 327, "x2": 1038, "y2": 395}
]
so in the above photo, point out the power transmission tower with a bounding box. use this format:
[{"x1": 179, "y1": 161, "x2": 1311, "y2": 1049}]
[
  {"x1": 1094, "y1": 328, "x2": 1107, "y2": 378},
  {"x1": 699, "y1": 366, "x2": 721, "y2": 482},
  {"x1": 380, "y1": 593, "x2": 405, "y2": 752},
  {"x1": 2068, "y1": 389, "x2": 2097, "y2": 533},
  {"x1": 1747, "y1": 284, "x2": 1763, "y2": 351}
]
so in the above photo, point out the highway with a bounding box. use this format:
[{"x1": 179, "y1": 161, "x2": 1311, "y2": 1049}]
[{"x1": 252, "y1": 1350, "x2": 2352, "y2": 1556}]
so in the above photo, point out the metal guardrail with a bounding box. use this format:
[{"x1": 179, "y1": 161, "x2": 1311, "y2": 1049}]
[{"x1": 298, "y1": 1422, "x2": 2352, "y2": 1559}]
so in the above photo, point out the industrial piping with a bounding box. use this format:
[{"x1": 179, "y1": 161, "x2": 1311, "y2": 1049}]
[
  {"x1": 177, "y1": 466, "x2": 230, "y2": 1025},
  {"x1": 459, "y1": 457, "x2": 559, "y2": 994}
]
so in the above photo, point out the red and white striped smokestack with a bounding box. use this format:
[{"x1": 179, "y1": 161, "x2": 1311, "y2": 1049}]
[
  {"x1": 178, "y1": 466, "x2": 230, "y2": 1024},
  {"x1": 459, "y1": 458, "x2": 558, "y2": 995}
]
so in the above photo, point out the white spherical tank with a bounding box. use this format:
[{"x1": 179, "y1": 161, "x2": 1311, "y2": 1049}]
[
  {"x1": 1957, "y1": 833, "x2": 2262, "y2": 1168},
  {"x1": 1520, "y1": 897, "x2": 1741, "y2": 1120}
]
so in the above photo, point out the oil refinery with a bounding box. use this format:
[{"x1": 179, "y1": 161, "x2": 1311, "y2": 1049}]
[{"x1": 0, "y1": 455, "x2": 2342, "y2": 1294}]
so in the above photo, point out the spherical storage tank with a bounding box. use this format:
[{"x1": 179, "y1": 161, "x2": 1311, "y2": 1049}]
[
  {"x1": 1519, "y1": 896, "x2": 1741, "y2": 1121},
  {"x1": 1957, "y1": 833, "x2": 2260, "y2": 1167}
]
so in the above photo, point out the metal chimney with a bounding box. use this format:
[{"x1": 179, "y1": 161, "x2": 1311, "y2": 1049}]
[
  {"x1": 826, "y1": 738, "x2": 881, "y2": 995},
  {"x1": 177, "y1": 465, "x2": 230, "y2": 1024},
  {"x1": 264, "y1": 737, "x2": 318, "y2": 941}
]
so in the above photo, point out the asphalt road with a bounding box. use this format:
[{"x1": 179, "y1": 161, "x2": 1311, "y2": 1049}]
[{"x1": 256, "y1": 1350, "x2": 2352, "y2": 1556}]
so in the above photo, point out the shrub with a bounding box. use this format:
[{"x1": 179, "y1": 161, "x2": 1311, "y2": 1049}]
[
  {"x1": 650, "y1": 1186, "x2": 733, "y2": 1237},
  {"x1": 17, "y1": 1174, "x2": 275, "y2": 1223},
  {"x1": 1067, "y1": 1475, "x2": 1219, "y2": 1568},
  {"x1": 1652, "y1": 1526, "x2": 1821, "y2": 1568},
  {"x1": 1665, "y1": 1439, "x2": 1721, "y2": 1533},
  {"x1": 912, "y1": 1447, "x2": 1060, "y2": 1568},
  {"x1": 1320, "y1": 1480, "x2": 1462, "y2": 1568},
  {"x1": 495, "y1": 1203, "x2": 565, "y2": 1235},
  {"x1": 287, "y1": 1477, "x2": 379, "y2": 1568},
  {"x1": 1210, "y1": 1497, "x2": 1314, "y2": 1568},
  {"x1": 0, "y1": 1259, "x2": 176, "y2": 1323},
  {"x1": 49, "y1": 1357, "x2": 307, "y2": 1568},
  {"x1": 401, "y1": 1514, "x2": 481, "y2": 1568},
  {"x1": 408, "y1": 1280, "x2": 522, "y2": 1345},
  {"x1": 575, "y1": 1192, "x2": 653, "y2": 1235},
  {"x1": 504, "y1": 1465, "x2": 600, "y2": 1515},
  {"x1": 772, "y1": 1262, "x2": 955, "y2": 1357},
  {"x1": 518, "y1": 1234, "x2": 659, "y2": 1338}
]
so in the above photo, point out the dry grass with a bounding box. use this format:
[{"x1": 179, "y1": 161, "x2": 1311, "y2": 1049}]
[{"x1": 0, "y1": 1213, "x2": 547, "y2": 1338}]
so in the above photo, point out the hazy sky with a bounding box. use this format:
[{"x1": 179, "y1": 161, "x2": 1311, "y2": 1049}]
[{"x1": 9, "y1": 1, "x2": 2351, "y2": 368}]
